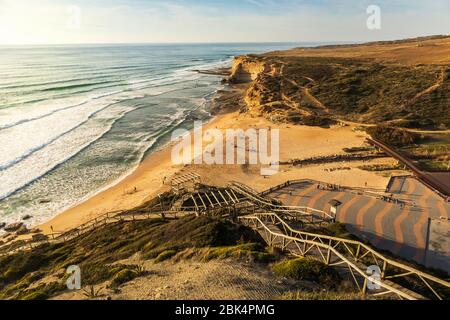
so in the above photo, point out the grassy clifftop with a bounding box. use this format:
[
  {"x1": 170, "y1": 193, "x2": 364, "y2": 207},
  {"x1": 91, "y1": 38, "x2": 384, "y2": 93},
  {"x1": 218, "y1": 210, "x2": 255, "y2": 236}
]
[
  {"x1": 0, "y1": 216, "x2": 266, "y2": 300},
  {"x1": 228, "y1": 36, "x2": 450, "y2": 129}
]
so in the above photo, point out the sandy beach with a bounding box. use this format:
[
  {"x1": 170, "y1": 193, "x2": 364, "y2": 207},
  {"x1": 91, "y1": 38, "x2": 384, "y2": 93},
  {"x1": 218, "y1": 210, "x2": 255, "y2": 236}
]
[
  {"x1": 7, "y1": 35, "x2": 448, "y2": 240},
  {"x1": 36, "y1": 107, "x2": 400, "y2": 235}
]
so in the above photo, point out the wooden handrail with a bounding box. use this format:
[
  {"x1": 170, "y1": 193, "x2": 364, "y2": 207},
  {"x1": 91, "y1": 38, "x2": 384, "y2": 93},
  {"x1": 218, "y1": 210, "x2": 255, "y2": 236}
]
[
  {"x1": 240, "y1": 214, "x2": 418, "y2": 300},
  {"x1": 0, "y1": 210, "x2": 194, "y2": 257},
  {"x1": 240, "y1": 213, "x2": 450, "y2": 300},
  {"x1": 229, "y1": 182, "x2": 334, "y2": 220}
]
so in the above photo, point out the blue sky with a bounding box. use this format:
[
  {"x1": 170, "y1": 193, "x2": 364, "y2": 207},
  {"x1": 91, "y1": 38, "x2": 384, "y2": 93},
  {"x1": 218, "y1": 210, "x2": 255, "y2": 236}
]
[{"x1": 0, "y1": 0, "x2": 449, "y2": 44}]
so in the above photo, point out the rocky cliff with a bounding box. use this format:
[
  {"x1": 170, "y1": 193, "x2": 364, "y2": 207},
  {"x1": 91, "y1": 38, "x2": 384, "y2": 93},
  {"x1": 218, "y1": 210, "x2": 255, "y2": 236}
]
[
  {"x1": 227, "y1": 55, "x2": 334, "y2": 126},
  {"x1": 227, "y1": 55, "x2": 272, "y2": 84},
  {"x1": 225, "y1": 39, "x2": 450, "y2": 130}
]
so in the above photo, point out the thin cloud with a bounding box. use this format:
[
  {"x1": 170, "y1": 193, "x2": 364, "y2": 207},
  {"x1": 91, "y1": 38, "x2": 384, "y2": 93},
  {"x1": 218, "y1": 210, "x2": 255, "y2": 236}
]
[{"x1": 0, "y1": 0, "x2": 449, "y2": 45}]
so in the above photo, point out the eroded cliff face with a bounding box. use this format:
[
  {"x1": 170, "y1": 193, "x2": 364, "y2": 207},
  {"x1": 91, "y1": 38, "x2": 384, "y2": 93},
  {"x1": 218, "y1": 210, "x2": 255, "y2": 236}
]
[
  {"x1": 244, "y1": 73, "x2": 288, "y2": 118},
  {"x1": 227, "y1": 55, "x2": 288, "y2": 120},
  {"x1": 228, "y1": 55, "x2": 272, "y2": 84}
]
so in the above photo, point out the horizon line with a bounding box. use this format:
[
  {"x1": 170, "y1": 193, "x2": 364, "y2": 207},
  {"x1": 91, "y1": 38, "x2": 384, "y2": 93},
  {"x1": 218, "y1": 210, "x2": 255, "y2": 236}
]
[
  {"x1": 0, "y1": 40, "x2": 350, "y2": 47},
  {"x1": 1, "y1": 34, "x2": 446, "y2": 47}
]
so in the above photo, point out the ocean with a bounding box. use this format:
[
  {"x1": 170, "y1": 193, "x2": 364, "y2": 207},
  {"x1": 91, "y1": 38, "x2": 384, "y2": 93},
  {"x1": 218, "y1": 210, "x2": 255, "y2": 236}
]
[{"x1": 0, "y1": 42, "x2": 310, "y2": 228}]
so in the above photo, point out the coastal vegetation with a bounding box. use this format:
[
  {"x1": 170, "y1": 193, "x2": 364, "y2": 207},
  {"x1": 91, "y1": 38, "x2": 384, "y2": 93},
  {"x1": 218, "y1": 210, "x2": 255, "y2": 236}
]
[
  {"x1": 272, "y1": 258, "x2": 341, "y2": 289},
  {"x1": 402, "y1": 133, "x2": 450, "y2": 172},
  {"x1": 278, "y1": 291, "x2": 383, "y2": 300},
  {"x1": 0, "y1": 215, "x2": 274, "y2": 300},
  {"x1": 228, "y1": 36, "x2": 450, "y2": 130},
  {"x1": 2, "y1": 36, "x2": 449, "y2": 301},
  {"x1": 0, "y1": 214, "x2": 376, "y2": 300},
  {"x1": 366, "y1": 126, "x2": 421, "y2": 147}
]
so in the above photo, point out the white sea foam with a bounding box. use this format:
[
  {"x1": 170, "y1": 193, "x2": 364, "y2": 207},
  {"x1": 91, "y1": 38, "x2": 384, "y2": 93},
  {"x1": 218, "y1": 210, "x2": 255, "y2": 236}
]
[
  {"x1": 0, "y1": 104, "x2": 134, "y2": 200},
  {"x1": 0, "y1": 43, "x2": 299, "y2": 229}
]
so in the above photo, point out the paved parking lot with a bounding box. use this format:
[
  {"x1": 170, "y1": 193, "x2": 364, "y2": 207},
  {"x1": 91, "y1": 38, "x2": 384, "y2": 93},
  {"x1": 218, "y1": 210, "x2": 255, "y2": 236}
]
[{"x1": 267, "y1": 177, "x2": 449, "y2": 264}]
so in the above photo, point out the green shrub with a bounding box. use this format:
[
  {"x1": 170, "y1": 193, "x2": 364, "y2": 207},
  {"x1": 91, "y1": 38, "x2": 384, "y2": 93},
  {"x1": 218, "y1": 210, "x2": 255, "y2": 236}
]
[
  {"x1": 0, "y1": 271, "x2": 45, "y2": 299},
  {"x1": 278, "y1": 291, "x2": 381, "y2": 300},
  {"x1": 110, "y1": 269, "x2": 138, "y2": 287},
  {"x1": 16, "y1": 282, "x2": 66, "y2": 300},
  {"x1": 81, "y1": 263, "x2": 113, "y2": 286},
  {"x1": 154, "y1": 250, "x2": 178, "y2": 263},
  {"x1": 203, "y1": 243, "x2": 274, "y2": 262},
  {"x1": 272, "y1": 258, "x2": 341, "y2": 288},
  {"x1": 367, "y1": 126, "x2": 420, "y2": 147},
  {"x1": 303, "y1": 222, "x2": 358, "y2": 241}
]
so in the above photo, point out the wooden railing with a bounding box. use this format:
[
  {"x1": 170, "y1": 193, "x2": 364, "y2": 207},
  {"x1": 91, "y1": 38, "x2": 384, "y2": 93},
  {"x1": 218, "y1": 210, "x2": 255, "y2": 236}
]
[
  {"x1": 367, "y1": 138, "x2": 449, "y2": 200},
  {"x1": 260, "y1": 178, "x2": 409, "y2": 205},
  {"x1": 0, "y1": 209, "x2": 193, "y2": 257},
  {"x1": 239, "y1": 213, "x2": 450, "y2": 300},
  {"x1": 229, "y1": 181, "x2": 334, "y2": 223}
]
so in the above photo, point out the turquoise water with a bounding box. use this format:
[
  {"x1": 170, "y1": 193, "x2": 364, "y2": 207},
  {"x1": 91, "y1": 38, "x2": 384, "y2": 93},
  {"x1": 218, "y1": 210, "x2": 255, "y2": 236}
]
[{"x1": 0, "y1": 43, "x2": 308, "y2": 227}]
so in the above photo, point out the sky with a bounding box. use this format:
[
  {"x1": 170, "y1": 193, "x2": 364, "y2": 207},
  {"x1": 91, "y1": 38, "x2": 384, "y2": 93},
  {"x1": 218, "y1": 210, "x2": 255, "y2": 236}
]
[{"x1": 0, "y1": 0, "x2": 449, "y2": 45}]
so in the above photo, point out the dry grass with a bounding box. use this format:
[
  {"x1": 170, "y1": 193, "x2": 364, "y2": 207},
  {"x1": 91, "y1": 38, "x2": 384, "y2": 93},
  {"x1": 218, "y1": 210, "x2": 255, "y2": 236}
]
[
  {"x1": 0, "y1": 215, "x2": 265, "y2": 300},
  {"x1": 278, "y1": 291, "x2": 386, "y2": 300}
]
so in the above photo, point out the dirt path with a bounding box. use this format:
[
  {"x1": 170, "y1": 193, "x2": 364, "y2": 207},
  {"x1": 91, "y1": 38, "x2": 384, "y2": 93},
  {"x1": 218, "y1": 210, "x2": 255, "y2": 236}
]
[
  {"x1": 401, "y1": 68, "x2": 446, "y2": 109},
  {"x1": 53, "y1": 259, "x2": 316, "y2": 300},
  {"x1": 283, "y1": 75, "x2": 330, "y2": 115}
]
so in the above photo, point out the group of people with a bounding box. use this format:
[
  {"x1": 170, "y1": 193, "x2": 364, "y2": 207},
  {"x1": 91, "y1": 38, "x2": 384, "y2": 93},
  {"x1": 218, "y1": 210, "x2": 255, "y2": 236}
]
[
  {"x1": 317, "y1": 183, "x2": 340, "y2": 191},
  {"x1": 381, "y1": 194, "x2": 405, "y2": 207}
]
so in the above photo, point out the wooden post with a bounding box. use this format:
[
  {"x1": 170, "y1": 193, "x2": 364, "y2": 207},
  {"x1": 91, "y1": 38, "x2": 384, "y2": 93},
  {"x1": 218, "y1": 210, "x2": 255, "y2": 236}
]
[
  {"x1": 355, "y1": 244, "x2": 361, "y2": 262},
  {"x1": 381, "y1": 260, "x2": 388, "y2": 279},
  {"x1": 423, "y1": 218, "x2": 432, "y2": 267},
  {"x1": 362, "y1": 278, "x2": 368, "y2": 294},
  {"x1": 326, "y1": 240, "x2": 332, "y2": 265}
]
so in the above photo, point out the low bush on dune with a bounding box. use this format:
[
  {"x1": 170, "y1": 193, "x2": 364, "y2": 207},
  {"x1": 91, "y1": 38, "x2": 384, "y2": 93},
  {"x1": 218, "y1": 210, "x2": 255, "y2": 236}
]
[
  {"x1": 153, "y1": 250, "x2": 178, "y2": 263},
  {"x1": 14, "y1": 282, "x2": 66, "y2": 301},
  {"x1": 286, "y1": 113, "x2": 337, "y2": 127},
  {"x1": 201, "y1": 243, "x2": 274, "y2": 262},
  {"x1": 366, "y1": 125, "x2": 421, "y2": 147},
  {"x1": 272, "y1": 258, "x2": 341, "y2": 288},
  {"x1": 140, "y1": 215, "x2": 264, "y2": 260},
  {"x1": 110, "y1": 269, "x2": 139, "y2": 287},
  {"x1": 277, "y1": 291, "x2": 388, "y2": 300}
]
